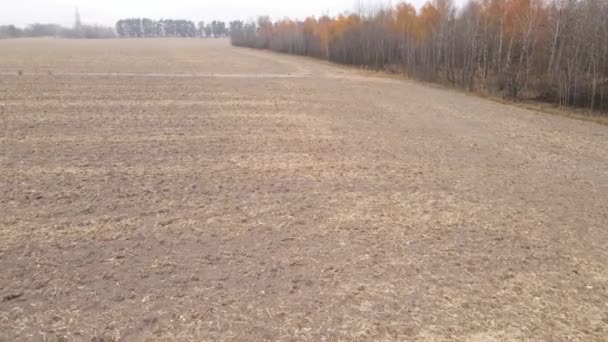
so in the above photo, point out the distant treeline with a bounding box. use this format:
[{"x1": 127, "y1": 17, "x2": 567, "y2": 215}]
[
  {"x1": 0, "y1": 18, "x2": 231, "y2": 39},
  {"x1": 231, "y1": 0, "x2": 608, "y2": 112},
  {"x1": 115, "y1": 19, "x2": 228, "y2": 38},
  {"x1": 0, "y1": 23, "x2": 115, "y2": 39}
]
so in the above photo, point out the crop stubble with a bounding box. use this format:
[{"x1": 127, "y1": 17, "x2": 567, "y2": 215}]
[{"x1": 1, "y1": 38, "x2": 608, "y2": 341}]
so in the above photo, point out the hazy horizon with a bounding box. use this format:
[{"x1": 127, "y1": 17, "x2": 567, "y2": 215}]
[{"x1": 2, "y1": 0, "x2": 437, "y2": 28}]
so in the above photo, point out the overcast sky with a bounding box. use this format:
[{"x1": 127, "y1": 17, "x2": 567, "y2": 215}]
[{"x1": 1, "y1": 0, "x2": 436, "y2": 28}]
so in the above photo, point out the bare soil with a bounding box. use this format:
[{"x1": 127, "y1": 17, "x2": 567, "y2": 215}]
[{"x1": 1, "y1": 38, "x2": 607, "y2": 341}]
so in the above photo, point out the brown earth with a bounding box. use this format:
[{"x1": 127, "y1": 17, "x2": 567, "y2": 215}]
[{"x1": 1, "y1": 38, "x2": 607, "y2": 341}]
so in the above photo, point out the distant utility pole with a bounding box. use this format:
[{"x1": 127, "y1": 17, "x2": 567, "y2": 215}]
[{"x1": 74, "y1": 7, "x2": 82, "y2": 29}]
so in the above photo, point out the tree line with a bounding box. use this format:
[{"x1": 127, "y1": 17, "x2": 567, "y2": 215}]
[
  {"x1": 0, "y1": 23, "x2": 115, "y2": 39},
  {"x1": 0, "y1": 19, "x2": 230, "y2": 40},
  {"x1": 230, "y1": 0, "x2": 608, "y2": 112},
  {"x1": 115, "y1": 19, "x2": 228, "y2": 38}
]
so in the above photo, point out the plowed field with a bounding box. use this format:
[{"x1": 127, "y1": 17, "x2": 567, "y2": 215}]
[{"x1": 1, "y1": 38, "x2": 607, "y2": 341}]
